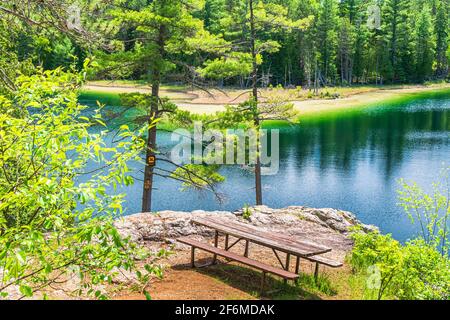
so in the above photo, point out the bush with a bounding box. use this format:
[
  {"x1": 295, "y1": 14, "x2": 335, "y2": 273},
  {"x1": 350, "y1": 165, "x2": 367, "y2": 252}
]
[
  {"x1": 398, "y1": 168, "x2": 449, "y2": 254},
  {"x1": 349, "y1": 168, "x2": 450, "y2": 300},
  {"x1": 399, "y1": 239, "x2": 450, "y2": 300},
  {"x1": 349, "y1": 231, "x2": 450, "y2": 300},
  {"x1": 0, "y1": 67, "x2": 163, "y2": 299}
]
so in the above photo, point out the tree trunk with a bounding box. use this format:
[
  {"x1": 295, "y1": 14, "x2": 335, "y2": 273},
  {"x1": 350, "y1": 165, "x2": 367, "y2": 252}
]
[
  {"x1": 142, "y1": 26, "x2": 165, "y2": 213},
  {"x1": 249, "y1": 0, "x2": 263, "y2": 206},
  {"x1": 142, "y1": 71, "x2": 160, "y2": 213}
]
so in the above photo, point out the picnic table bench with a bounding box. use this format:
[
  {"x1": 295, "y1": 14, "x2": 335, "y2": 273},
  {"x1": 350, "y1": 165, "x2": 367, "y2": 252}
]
[{"x1": 177, "y1": 216, "x2": 343, "y2": 293}]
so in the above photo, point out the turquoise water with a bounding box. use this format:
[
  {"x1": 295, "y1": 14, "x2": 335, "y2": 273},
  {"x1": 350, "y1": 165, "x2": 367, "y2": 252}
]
[{"x1": 80, "y1": 91, "x2": 450, "y2": 243}]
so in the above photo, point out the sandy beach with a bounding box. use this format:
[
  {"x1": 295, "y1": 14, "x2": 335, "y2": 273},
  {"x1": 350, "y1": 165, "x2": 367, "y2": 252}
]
[{"x1": 83, "y1": 82, "x2": 450, "y2": 116}]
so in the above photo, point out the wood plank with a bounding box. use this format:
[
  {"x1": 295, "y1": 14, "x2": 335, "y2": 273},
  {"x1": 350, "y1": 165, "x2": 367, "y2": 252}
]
[
  {"x1": 178, "y1": 237, "x2": 299, "y2": 280},
  {"x1": 198, "y1": 217, "x2": 330, "y2": 253},
  {"x1": 192, "y1": 217, "x2": 331, "y2": 257},
  {"x1": 304, "y1": 255, "x2": 343, "y2": 268},
  {"x1": 194, "y1": 217, "x2": 322, "y2": 256}
]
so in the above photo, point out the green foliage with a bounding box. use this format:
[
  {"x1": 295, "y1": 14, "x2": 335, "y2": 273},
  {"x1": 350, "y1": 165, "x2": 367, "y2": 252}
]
[
  {"x1": 2, "y1": 0, "x2": 450, "y2": 86},
  {"x1": 398, "y1": 166, "x2": 450, "y2": 254},
  {"x1": 414, "y1": 7, "x2": 434, "y2": 82},
  {"x1": 349, "y1": 168, "x2": 450, "y2": 300},
  {"x1": 199, "y1": 53, "x2": 253, "y2": 79},
  {"x1": 316, "y1": 0, "x2": 339, "y2": 82},
  {"x1": 435, "y1": 0, "x2": 449, "y2": 78},
  {"x1": 242, "y1": 204, "x2": 252, "y2": 220},
  {"x1": 171, "y1": 164, "x2": 225, "y2": 191},
  {"x1": 0, "y1": 67, "x2": 164, "y2": 299},
  {"x1": 349, "y1": 231, "x2": 403, "y2": 299},
  {"x1": 349, "y1": 231, "x2": 450, "y2": 300},
  {"x1": 382, "y1": 0, "x2": 414, "y2": 82},
  {"x1": 199, "y1": 0, "x2": 312, "y2": 82},
  {"x1": 93, "y1": 0, "x2": 224, "y2": 81},
  {"x1": 399, "y1": 239, "x2": 450, "y2": 300}
]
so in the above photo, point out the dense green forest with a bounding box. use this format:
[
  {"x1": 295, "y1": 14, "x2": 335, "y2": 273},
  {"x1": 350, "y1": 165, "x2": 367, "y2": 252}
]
[
  {"x1": 199, "y1": 0, "x2": 450, "y2": 85},
  {"x1": 1, "y1": 0, "x2": 449, "y2": 88}
]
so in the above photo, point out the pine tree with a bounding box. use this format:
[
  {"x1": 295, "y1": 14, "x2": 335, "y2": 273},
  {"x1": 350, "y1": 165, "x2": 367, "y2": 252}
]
[
  {"x1": 382, "y1": 0, "x2": 413, "y2": 82},
  {"x1": 203, "y1": 0, "x2": 227, "y2": 34},
  {"x1": 414, "y1": 6, "x2": 434, "y2": 82},
  {"x1": 316, "y1": 0, "x2": 339, "y2": 84},
  {"x1": 352, "y1": 18, "x2": 370, "y2": 83},
  {"x1": 339, "y1": 0, "x2": 361, "y2": 23},
  {"x1": 200, "y1": 0, "x2": 310, "y2": 205},
  {"x1": 435, "y1": 0, "x2": 449, "y2": 78},
  {"x1": 104, "y1": 0, "x2": 228, "y2": 212},
  {"x1": 338, "y1": 17, "x2": 355, "y2": 85}
]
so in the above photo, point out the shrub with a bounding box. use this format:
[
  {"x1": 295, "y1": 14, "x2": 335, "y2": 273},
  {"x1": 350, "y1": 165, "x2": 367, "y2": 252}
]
[
  {"x1": 350, "y1": 168, "x2": 450, "y2": 300},
  {"x1": 349, "y1": 231, "x2": 450, "y2": 300},
  {"x1": 0, "y1": 67, "x2": 163, "y2": 299},
  {"x1": 242, "y1": 204, "x2": 252, "y2": 220},
  {"x1": 398, "y1": 167, "x2": 449, "y2": 254},
  {"x1": 398, "y1": 239, "x2": 450, "y2": 300}
]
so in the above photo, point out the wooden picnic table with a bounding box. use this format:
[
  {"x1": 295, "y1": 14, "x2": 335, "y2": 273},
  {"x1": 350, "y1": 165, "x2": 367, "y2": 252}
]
[{"x1": 192, "y1": 216, "x2": 332, "y2": 274}]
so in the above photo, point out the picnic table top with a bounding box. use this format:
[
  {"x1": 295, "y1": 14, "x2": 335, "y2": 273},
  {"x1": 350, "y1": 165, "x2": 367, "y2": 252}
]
[{"x1": 192, "y1": 216, "x2": 331, "y2": 258}]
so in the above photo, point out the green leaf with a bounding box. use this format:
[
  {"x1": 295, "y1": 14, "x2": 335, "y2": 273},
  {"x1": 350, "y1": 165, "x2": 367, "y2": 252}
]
[{"x1": 143, "y1": 290, "x2": 152, "y2": 300}]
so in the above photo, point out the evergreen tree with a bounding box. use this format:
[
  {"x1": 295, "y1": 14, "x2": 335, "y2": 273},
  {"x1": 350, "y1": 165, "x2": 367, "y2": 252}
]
[
  {"x1": 382, "y1": 0, "x2": 413, "y2": 82},
  {"x1": 338, "y1": 17, "x2": 355, "y2": 85},
  {"x1": 203, "y1": 0, "x2": 227, "y2": 34},
  {"x1": 316, "y1": 0, "x2": 339, "y2": 84},
  {"x1": 352, "y1": 18, "x2": 370, "y2": 83},
  {"x1": 290, "y1": 0, "x2": 319, "y2": 87},
  {"x1": 414, "y1": 6, "x2": 435, "y2": 82},
  {"x1": 103, "y1": 0, "x2": 228, "y2": 212},
  {"x1": 200, "y1": 0, "x2": 310, "y2": 205},
  {"x1": 435, "y1": 0, "x2": 449, "y2": 78}
]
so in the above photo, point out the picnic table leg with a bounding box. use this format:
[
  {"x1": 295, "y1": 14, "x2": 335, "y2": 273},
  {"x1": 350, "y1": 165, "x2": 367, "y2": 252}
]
[
  {"x1": 283, "y1": 253, "x2": 291, "y2": 284},
  {"x1": 260, "y1": 272, "x2": 266, "y2": 296},
  {"x1": 225, "y1": 234, "x2": 229, "y2": 250},
  {"x1": 191, "y1": 247, "x2": 195, "y2": 268},
  {"x1": 314, "y1": 262, "x2": 319, "y2": 283},
  {"x1": 295, "y1": 256, "x2": 300, "y2": 274},
  {"x1": 244, "y1": 240, "x2": 249, "y2": 257},
  {"x1": 212, "y1": 230, "x2": 219, "y2": 264}
]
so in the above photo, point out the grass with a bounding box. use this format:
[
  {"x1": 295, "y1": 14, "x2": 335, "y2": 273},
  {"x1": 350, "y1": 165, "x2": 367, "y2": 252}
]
[{"x1": 296, "y1": 273, "x2": 337, "y2": 296}]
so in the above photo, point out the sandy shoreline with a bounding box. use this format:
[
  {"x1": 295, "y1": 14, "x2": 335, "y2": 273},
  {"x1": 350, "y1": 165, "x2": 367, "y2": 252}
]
[
  {"x1": 83, "y1": 83, "x2": 450, "y2": 116},
  {"x1": 293, "y1": 85, "x2": 450, "y2": 116}
]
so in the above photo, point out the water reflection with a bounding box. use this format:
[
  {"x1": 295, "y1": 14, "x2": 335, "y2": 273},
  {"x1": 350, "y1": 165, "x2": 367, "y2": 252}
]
[{"x1": 282, "y1": 103, "x2": 448, "y2": 182}]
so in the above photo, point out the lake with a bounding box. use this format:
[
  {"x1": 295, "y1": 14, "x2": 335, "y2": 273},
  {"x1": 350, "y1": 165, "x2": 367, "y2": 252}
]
[{"x1": 81, "y1": 90, "x2": 450, "y2": 243}]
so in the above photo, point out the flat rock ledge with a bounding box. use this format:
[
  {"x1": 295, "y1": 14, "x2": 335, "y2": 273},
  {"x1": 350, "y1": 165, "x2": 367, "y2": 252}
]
[{"x1": 115, "y1": 206, "x2": 378, "y2": 256}]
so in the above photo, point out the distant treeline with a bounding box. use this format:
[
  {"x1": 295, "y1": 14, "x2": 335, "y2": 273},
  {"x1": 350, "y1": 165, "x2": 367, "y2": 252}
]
[
  {"x1": 4, "y1": 0, "x2": 450, "y2": 87},
  {"x1": 196, "y1": 0, "x2": 450, "y2": 86}
]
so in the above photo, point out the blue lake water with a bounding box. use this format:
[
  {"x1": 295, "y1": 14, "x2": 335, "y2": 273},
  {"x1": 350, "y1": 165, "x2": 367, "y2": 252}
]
[{"x1": 82, "y1": 91, "x2": 450, "y2": 243}]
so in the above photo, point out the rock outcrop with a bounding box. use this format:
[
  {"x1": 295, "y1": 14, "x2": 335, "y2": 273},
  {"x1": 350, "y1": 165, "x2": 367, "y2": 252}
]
[{"x1": 115, "y1": 205, "x2": 377, "y2": 255}]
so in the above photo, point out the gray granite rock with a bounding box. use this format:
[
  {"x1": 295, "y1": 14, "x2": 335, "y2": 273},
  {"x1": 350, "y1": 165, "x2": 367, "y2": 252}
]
[{"x1": 114, "y1": 206, "x2": 378, "y2": 244}]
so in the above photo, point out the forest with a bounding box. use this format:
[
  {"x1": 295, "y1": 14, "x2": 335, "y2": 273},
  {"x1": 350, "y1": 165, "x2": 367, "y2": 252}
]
[{"x1": 1, "y1": 0, "x2": 449, "y2": 89}]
